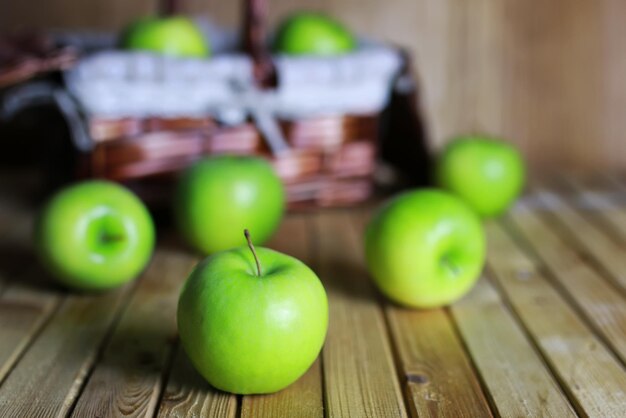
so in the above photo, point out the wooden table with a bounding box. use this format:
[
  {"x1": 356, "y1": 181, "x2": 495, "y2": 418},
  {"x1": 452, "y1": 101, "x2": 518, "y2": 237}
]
[{"x1": 1, "y1": 173, "x2": 626, "y2": 417}]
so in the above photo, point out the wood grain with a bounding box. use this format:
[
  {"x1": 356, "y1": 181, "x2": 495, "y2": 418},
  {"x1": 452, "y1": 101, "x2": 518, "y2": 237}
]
[
  {"x1": 241, "y1": 358, "x2": 323, "y2": 418},
  {"x1": 0, "y1": 281, "x2": 61, "y2": 383},
  {"x1": 451, "y1": 279, "x2": 576, "y2": 417},
  {"x1": 157, "y1": 344, "x2": 238, "y2": 418},
  {"x1": 315, "y1": 211, "x2": 407, "y2": 418},
  {"x1": 557, "y1": 173, "x2": 626, "y2": 250},
  {"x1": 3, "y1": 173, "x2": 626, "y2": 416},
  {"x1": 486, "y1": 220, "x2": 626, "y2": 417},
  {"x1": 531, "y1": 185, "x2": 626, "y2": 293},
  {"x1": 0, "y1": 201, "x2": 62, "y2": 383},
  {"x1": 594, "y1": 173, "x2": 626, "y2": 243},
  {"x1": 385, "y1": 306, "x2": 493, "y2": 418},
  {"x1": 70, "y1": 250, "x2": 197, "y2": 417},
  {"x1": 0, "y1": 285, "x2": 134, "y2": 417},
  {"x1": 506, "y1": 203, "x2": 626, "y2": 364},
  {"x1": 240, "y1": 215, "x2": 324, "y2": 418}
]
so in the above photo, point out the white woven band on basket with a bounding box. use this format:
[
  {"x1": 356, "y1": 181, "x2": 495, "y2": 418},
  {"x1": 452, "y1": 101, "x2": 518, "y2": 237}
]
[{"x1": 64, "y1": 46, "x2": 402, "y2": 125}]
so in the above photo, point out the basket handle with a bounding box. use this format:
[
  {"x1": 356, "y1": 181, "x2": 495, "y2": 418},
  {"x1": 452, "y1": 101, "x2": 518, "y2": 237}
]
[
  {"x1": 160, "y1": 0, "x2": 180, "y2": 16},
  {"x1": 242, "y1": 0, "x2": 278, "y2": 89},
  {"x1": 159, "y1": 0, "x2": 277, "y2": 88}
]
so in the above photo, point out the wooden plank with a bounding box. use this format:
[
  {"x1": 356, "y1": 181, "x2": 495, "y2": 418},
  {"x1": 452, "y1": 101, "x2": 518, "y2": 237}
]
[
  {"x1": 558, "y1": 173, "x2": 626, "y2": 247},
  {"x1": 531, "y1": 185, "x2": 626, "y2": 293},
  {"x1": 0, "y1": 281, "x2": 61, "y2": 383},
  {"x1": 70, "y1": 250, "x2": 197, "y2": 417},
  {"x1": 486, "y1": 220, "x2": 626, "y2": 417},
  {"x1": 451, "y1": 279, "x2": 577, "y2": 417},
  {"x1": 315, "y1": 211, "x2": 408, "y2": 418},
  {"x1": 385, "y1": 306, "x2": 493, "y2": 418},
  {"x1": 0, "y1": 283, "x2": 134, "y2": 417},
  {"x1": 506, "y1": 203, "x2": 626, "y2": 364},
  {"x1": 157, "y1": 344, "x2": 238, "y2": 418},
  {"x1": 352, "y1": 210, "x2": 493, "y2": 418},
  {"x1": 591, "y1": 173, "x2": 626, "y2": 242},
  {"x1": 0, "y1": 199, "x2": 63, "y2": 383},
  {"x1": 241, "y1": 359, "x2": 323, "y2": 418},
  {"x1": 240, "y1": 215, "x2": 324, "y2": 418}
]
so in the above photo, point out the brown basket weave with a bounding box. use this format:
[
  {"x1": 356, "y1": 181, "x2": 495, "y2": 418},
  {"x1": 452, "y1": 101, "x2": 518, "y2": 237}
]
[
  {"x1": 80, "y1": 0, "x2": 387, "y2": 207},
  {"x1": 84, "y1": 112, "x2": 379, "y2": 207},
  {"x1": 0, "y1": 0, "x2": 430, "y2": 208}
]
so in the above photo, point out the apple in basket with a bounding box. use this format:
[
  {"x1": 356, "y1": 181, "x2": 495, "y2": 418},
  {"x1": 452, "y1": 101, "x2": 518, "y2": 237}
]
[
  {"x1": 274, "y1": 12, "x2": 356, "y2": 55},
  {"x1": 122, "y1": 15, "x2": 210, "y2": 58},
  {"x1": 436, "y1": 135, "x2": 526, "y2": 217},
  {"x1": 365, "y1": 189, "x2": 486, "y2": 308},
  {"x1": 175, "y1": 156, "x2": 285, "y2": 254},
  {"x1": 177, "y1": 229, "x2": 328, "y2": 394},
  {"x1": 35, "y1": 181, "x2": 155, "y2": 291}
]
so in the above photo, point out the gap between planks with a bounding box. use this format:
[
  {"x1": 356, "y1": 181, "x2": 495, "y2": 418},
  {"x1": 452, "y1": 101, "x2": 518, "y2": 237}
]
[
  {"x1": 69, "y1": 249, "x2": 202, "y2": 417},
  {"x1": 0, "y1": 274, "x2": 63, "y2": 385},
  {"x1": 313, "y1": 212, "x2": 409, "y2": 418},
  {"x1": 486, "y1": 219, "x2": 626, "y2": 417},
  {"x1": 530, "y1": 175, "x2": 626, "y2": 294},
  {"x1": 2, "y1": 184, "x2": 620, "y2": 416},
  {"x1": 506, "y1": 192, "x2": 626, "y2": 366},
  {"x1": 0, "y1": 281, "x2": 137, "y2": 417},
  {"x1": 449, "y1": 277, "x2": 577, "y2": 417}
]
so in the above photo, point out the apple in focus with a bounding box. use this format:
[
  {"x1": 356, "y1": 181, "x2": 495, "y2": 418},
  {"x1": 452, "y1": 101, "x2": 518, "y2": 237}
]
[
  {"x1": 436, "y1": 135, "x2": 525, "y2": 217},
  {"x1": 365, "y1": 189, "x2": 485, "y2": 308},
  {"x1": 274, "y1": 12, "x2": 356, "y2": 56},
  {"x1": 35, "y1": 181, "x2": 155, "y2": 291},
  {"x1": 122, "y1": 16, "x2": 210, "y2": 58},
  {"x1": 175, "y1": 156, "x2": 285, "y2": 254},
  {"x1": 177, "y1": 230, "x2": 328, "y2": 394}
]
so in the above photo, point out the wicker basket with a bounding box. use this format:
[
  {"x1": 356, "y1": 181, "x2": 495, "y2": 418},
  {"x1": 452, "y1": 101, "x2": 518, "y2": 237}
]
[{"x1": 0, "y1": 0, "x2": 431, "y2": 208}]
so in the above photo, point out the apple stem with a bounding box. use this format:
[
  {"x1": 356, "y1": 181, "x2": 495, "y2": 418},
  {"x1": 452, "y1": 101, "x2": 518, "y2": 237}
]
[
  {"x1": 100, "y1": 233, "x2": 125, "y2": 243},
  {"x1": 244, "y1": 229, "x2": 262, "y2": 277}
]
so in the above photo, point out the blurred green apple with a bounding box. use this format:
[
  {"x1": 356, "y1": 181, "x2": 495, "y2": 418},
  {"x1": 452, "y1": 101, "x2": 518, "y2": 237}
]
[
  {"x1": 122, "y1": 16, "x2": 210, "y2": 58},
  {"x1": 177, "y1": 230, "x2": 328, "y2": 394},
  {"x1": 437, "y1": 135, "x2": 526, "y2": 217},
  {"x1": 365, "y1": 189, "x2": 485, "y2": 308},
  {"x1": 35, "y1": 181, "x2": 155, "y2": 291},
  {"x1": 274, "y1": 12, "x2": 355, "y2": 55},
  {"x1": 174, "y1": 156, "x2": 285, "y2": 254}
]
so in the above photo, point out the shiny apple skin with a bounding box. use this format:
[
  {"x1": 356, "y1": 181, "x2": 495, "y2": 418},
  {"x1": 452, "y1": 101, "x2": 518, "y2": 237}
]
[
  {"x1": 35, "y1": 181, "x2": 155, "y2": 290},
  {"x1": 177, "y1": 246, "x2": 328, "y2": 394},
  {"x1": 365, "y1": 189, "x2": 486, "y2": 308}
]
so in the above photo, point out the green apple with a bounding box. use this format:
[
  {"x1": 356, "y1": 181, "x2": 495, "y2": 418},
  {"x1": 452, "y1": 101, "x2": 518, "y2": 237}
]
[
  {"x1": 177, "y1": 230, "x2": 328, "y2": 394},
  {"x1": 436, "y1": 135, "x2": 526, "y2": 217},
  {"x1": 35, "y1": 181, "x2": 155, "y2": 291},
  {"x1": 274, "y1": 12, "x2": 355, "y2": 55},
  {"x1": 122, "y1": 16, "x2": 210, "y2": 58},
  {"x1": 365, "y1": 189, "x2": 485, "y2": 308},
  {"x1": 175, "y1": 156, "x2": 285, "y2": 254}
]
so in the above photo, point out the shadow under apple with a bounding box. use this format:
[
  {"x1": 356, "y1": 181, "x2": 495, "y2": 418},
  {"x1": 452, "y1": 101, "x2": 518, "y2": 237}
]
[
  {"x1": 0, "y1": 242, "x2": 61, "y2": 292},
  {"x1": 314, "y1": 256, "x2": 381, "y2": 304}
]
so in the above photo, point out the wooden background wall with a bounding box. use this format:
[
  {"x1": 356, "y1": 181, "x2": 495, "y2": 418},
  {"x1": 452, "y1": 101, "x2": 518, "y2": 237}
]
[{"x1": 2, "y1": 0, "x2": 625, "y2": 170}]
